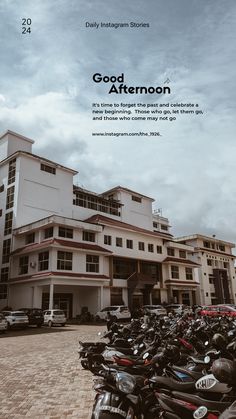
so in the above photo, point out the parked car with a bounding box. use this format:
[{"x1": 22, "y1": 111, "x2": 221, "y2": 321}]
[
  {"x1": 165, "y1": 304, "x2": 192, "y2": 315},
  {"x1": 200, "y1": 305, "x2": 236, "y2": 318},
  {"x1": 142, "y1": 305, "x2": 167, "y2": 316},
  {"x1": 43, "y1": 309, "x2": 66, "y2": 327},
  {"x1": 0, "y1": 313, "x2": 8, "y2": 333},
  {"x1": 95, "y1": 306, "x2": 131, "y2": 321},
  {"x1": 18, "y1": 308, "x2": 44, "y2": 327},
  {"x1": 2, "y1": 311, "x2": 29, "y2": 329}
]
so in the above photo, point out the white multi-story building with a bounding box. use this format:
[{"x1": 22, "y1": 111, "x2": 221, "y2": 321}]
[
  {"x1": 175, "y1": 235, "x2": 236, "y2": 305},
  {"x1": 0, "y1": 130, "x2": 229, "y2": 316}
]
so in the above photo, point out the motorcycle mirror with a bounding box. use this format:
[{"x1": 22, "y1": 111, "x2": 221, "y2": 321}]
[
  {"x1": 127, "y1": 338, "x2": 132, "y2": 342},
  {"x1": 143, "y1": 352, "x2": 149, "y2": 360},
  {"x1": 205, "y1": 341, "x2": 209, "y2": 346},
  {"x1": 133, "y1": 349, "x2": 138, "y2": 355},
  {"x1": 139, "y1": 343, "x2": 145, "y2": 348},
  {"x1": 193, "y1": 406, "x2": 208, "y2": 419},
  {"x1": 204, "y1": 355, "x2": 210, "y2": 364}
]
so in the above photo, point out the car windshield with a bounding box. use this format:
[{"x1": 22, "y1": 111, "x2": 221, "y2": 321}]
[
  {"x1": 101, "y1": 306, "x2": 118, "y2": 312},
  {"x1": 12, "y1": 312, "x2": 27, "y2": 316},
  {"x1": 53, "y1": 310, "x2": 65, "y2": 315},
  {"x1": 144, "y1": 305, "x2": 163, "y2": 309}
]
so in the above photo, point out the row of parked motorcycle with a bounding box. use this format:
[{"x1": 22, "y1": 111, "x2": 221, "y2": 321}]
[{"x1": 78, "y1": 312, "x2": 236, "y2": 419}]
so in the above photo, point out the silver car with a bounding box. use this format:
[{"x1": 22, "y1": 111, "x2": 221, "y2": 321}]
[
  {"x1": 2, "y1": 311, "x2": 29, "y2": 329},
  {"x1": 0, "y1": 313, "x2": 8, "y2": 332},
  {"x1": 143, "y1": 305, "x2": 167, "y2": 316}
]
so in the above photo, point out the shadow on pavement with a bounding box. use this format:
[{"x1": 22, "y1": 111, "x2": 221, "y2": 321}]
[{"x1": 0, "y1": 325, "x2": 80, "y2": 338}]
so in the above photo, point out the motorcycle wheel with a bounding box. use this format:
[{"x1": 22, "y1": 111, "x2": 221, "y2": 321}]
[
  {"x1": 81, "y1": 358, "x2": 89, "y2": 369},
  {"x1": 91, "y1": 394, "x2": 137, "y2": 419}
]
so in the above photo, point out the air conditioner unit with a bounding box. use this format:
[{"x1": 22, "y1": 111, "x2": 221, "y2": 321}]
[{"x1": 30, "y1": 262, "x2": 36, "y2": 268}]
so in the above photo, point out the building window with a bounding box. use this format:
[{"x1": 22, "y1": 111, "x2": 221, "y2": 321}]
[
  {"x1": 116, "y1": 237, "x2": 123, "y2": 247},
  {"x1": 126, "y1": 239, "x2": 133, "y2": 249},
  {"x1": 138, "y1": 242, "x2": 145, "y2": 251},
  {"x1": 167, "y1": 248, "x2": 175, "y2": 257},
  {"x1": 25, "y1": 232, "x2": 35, "y2": 245},
  {"x1": 203, "y1": 241, "x2": 211, "y2": 249},
  {"x1": 86, "y1": 255, "x2": 99, "y2": 273},
  {"x1": 82, "y1": 231, "x2": 95, "y2": 242},
  {"x1": 8, "y1": 158, "x2": 16, "y2": 185},
  {"x1": 148, "y1": 243, "x2": 154, "y2": 253},
  {"x1": 185, "y1": 267, "x2": 193, "y2": 280},
  {"x1": 40, "y1": 163, "x2": 56, "y2": 175},
  {"x1": 2, "y1": 239, "x2": 11, "y2": 264},
  {"x1": 156, "y1": 245, "x2": 162, "y2": 254},
  {"x1": 207, "y1": 259, "x2": 213, "y2": 266},
  {"x1": 0, "y1": 184, "x2": 4, "y2": 192},
  {"x1": 153, "y1": 222, "x2": 158, "y2": 229},
  {"x1": 38, "y1": 251, "x2": 49, "y2": 271},
  {"x1": 179, "y1": 250, "x2": 186, "y2": 259},
  {"x1": 19, "y1": 256, "x2": 29, "y2": 275},
  {"x1": 161, "y1": 224, "x2": 168, "y2": 231},
  {"x1": 73, "y1": 191, "x2": 121, "y2": 217},
  {"x1": 218, "y1": 244, "x2": 225, "y2": 252},
  {"x1": 57, "y1": 251, "x2": 72, "y2": 270},
  {"x1": 44, "y1": 227, "x2": 54, "y2": 239},
  {"x1": 0, "y1": 285, "x2": 7, "y2": 299},
  {"x1": 0, "y1": 267, "x2": 9, "y2": 282},
  {"x1": 0, "y1": 209, "x2": 2, "y2": 217},
  {"x1": 104, "y1": 235, "x2": 112, "y2": 245},
  {"x1": 131, "y1": 195, "x2": 142, "y2": 203},
  {"x1": 58, "y1": 227, "x2": 73, "y2": 239},
  {"x1": 171, "y1": 265, "x2": 179, "y2": 279},
  {"x1": 6, "y1": 185, "x2": 15, "y2": 210},
  {"x1": 209, "y1": 276, "x2": 214, "y2": 284},
  {"x1": 113, "y1": 258, "x2": 136, "y2": 279},
  {"x1": 4, "y1": 211, "x2": 13, "y2": 235}
]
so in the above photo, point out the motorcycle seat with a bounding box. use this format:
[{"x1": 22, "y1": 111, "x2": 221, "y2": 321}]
[
  {"x1": 149, "y1": 376, "x2": 195, "y2": 392},
  {"x1": 173, "y1": 391, "x2": 231, "y2": 411},
  {"x1": 188, "y1": 356, "x2": 206, "y2": 365}
]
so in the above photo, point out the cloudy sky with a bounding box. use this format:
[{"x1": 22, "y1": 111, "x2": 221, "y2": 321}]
[{"x1": 0, "y1": 0, "x2": 236, "y2": 241}]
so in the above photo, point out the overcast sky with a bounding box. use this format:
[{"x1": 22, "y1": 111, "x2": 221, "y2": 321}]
[{"x1": 0, "y1": 0, "x2": 236, "y2": 241}]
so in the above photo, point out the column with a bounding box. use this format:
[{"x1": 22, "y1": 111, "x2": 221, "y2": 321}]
[
  {"x1": 100, "y1": 285, "x2": 104, "y2": 309},
  {"x1": 49, "y1": 282, "x2": 54, "y2": 310}
]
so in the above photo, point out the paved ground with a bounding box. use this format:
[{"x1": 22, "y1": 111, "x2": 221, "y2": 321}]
[{"x1": 0, "y1": 324, "x2": 106, "y2": 419}]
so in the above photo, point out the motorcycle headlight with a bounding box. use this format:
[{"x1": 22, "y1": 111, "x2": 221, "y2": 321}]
[{"x1": 116, "y1": 372, "x2": 136, "y2": 394}]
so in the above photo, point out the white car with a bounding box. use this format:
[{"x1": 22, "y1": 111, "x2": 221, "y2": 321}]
[
  {"x1": 166, "y1": 304, "x2": 192, "y2": 315},
  {"x1": 143, "y1": 305, "x2": 167, "y2": 316},
  {"x1": 2, "y1": 311, "x2": 29, "y2": 329},
  {"x1": 0, "y1": 313, "x2": 8, "y2": 332},
  {"x1": 43, "y1": 309, "x2": 66, "y2": 327},
  {"x1": 95, "y1": 306, "x2": 131, "y2": 321}
]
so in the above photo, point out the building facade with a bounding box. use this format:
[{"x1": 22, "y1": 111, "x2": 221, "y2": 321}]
[
  {"x1": 0, "y1": 130, "x2": 234, "y2": 315},
  {"x1": 175, "y1": 235, "x2": 236, "y2": 305}
]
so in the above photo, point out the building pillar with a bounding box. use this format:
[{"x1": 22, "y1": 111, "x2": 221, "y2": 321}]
[
  {"x1": 49, "y1": 282, "x2": 54, "y2": 310},
  {"x1": 32, "y1": 286, "x2": 42, "y2": 308},
  {"x1": 100, "y1": 285, "x2": 104, "y2": 309}
]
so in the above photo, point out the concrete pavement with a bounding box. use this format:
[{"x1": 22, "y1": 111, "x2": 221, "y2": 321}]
[{"x1": 0, "y1": 324, "x2": 106, "y2": 419}]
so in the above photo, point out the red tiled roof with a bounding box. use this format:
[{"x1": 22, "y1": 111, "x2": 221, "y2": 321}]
[
  {"x1": 55, "y1": 239, "x2": 112, "y2": 253},
  {"x1": 165, "y1": 279, "x2": 200, "y2": 286},
  {"x1": 11, "y1": 239, "x2": 54, "y2": 255},
  {"x1": 84, "y1": 214, "x2": 173, "y2": 239},
  {"x1": 11, "y1": 238, "x2": 112, "y2": 255},
  {"x1": 9, "y1": 271, "x2": 110, "y2": 282},
  {"x1": 163, "y1": 257, "x2": 200, "y2": 266}
]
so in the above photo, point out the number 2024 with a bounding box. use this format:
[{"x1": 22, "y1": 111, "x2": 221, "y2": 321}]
[{"x1": 22, "y1": 18, "x2": 31, "y2": 34}]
